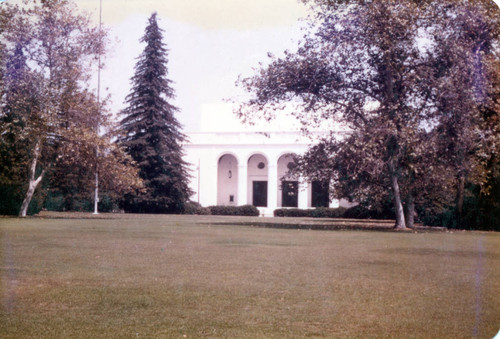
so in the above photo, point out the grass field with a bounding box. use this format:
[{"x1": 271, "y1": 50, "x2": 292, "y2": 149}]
[{"x1": 1, "y1": 214, "x2": 499, "y2": 338}]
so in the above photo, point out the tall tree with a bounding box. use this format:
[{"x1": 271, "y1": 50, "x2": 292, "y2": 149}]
[
  {"x1": 118, "y1": 13, "x2": 192, "y2": 214},
  {"x1": 0, "y1": 0, "x2": 141, "y2": 216},
  {"x1": 238, "y1": 0, "x2": 434, "y2": 228},
  {"x1": 428, "y1": 0, "x2": 500, "y2": 227},
  {"x1": 237, "y1": 0, "x2": 499, "y2": 228}
]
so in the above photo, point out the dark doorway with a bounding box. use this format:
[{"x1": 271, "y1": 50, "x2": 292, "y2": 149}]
[
  {"x1": 282, "y1": 181, "x2": 298, "y2": 207},
  {"x1": 312, "y1": 181, "x2": 329, "y2": 207},
  {"x1": 252, "y1": 181, "x2": 268, "y2": 207}
]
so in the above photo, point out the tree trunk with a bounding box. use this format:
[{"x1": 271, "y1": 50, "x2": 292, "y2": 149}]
[
  {"x1": 389, "y1": 163, "x2": 406, "y2": 229},
  {"x1": 19, "y1": 141, "x2": 45, "y2": 217},
  {"x1": 405, "y1": 192, "x2": 415, "y2": 229},
  {"x1": 455, "y1": 172, "x2": 466, "y2": 228}
]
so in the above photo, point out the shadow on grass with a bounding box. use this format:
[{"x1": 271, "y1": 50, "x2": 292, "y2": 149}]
[
  {"x1": 376, "y1": 247, "x2": 500, "y2": 260},
  {"x1": 213, "y1": 238, "x2": 300, "y2": 247}
]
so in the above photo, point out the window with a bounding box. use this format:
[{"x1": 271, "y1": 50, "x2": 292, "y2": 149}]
[{"x1": 312, "y1": 181, "x2": 329, "y2": 207}]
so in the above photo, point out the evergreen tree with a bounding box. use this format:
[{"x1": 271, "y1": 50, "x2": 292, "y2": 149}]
[{"x1": 118, "y1": 13, "x2": 192, "y2": 213}]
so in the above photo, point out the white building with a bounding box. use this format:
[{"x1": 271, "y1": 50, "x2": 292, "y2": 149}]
[{"x1": 183, "y1": 104, "x2": 349, "y2": 216}]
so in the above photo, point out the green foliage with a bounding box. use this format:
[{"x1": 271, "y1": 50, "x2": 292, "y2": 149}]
[
  {"x1": 273, "y1": 206, "x2": 393, "y2": 219},
  {"x1": 183, "y1": 201, "x2": 211, "y2": 215},
  {"x1": 274, "y1": 208, "x2": 312, "y2": 217},
  {"x1": 43, "y1": 191, "x2": 119, "y2": 213},
  {"x1": 237, "y1": 0, "x2": 500, "y2": 230},
  {"x1": 420, "y1": 181, "x2": 500, "y2": 231},
  {"x1": 0, "y1": 0, "x2": 141, "y2": 216},
  {"x1": 118, "y1": 13, "x2": 192, "y2": 214},
  {"x1": 342, "y1": 205, "x2": 395, "y2": 220},
  {"x1": 208, "y1": 205, "x2": 260, "y2": 217},
  {"x1": 0, "y1": 184, "x2": 24, "y2": 215},
  {"x1": 310, "y1": 207, "x2": 347, "y2": 218}
]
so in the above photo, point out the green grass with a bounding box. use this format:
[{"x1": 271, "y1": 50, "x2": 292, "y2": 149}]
[{"x1": 1, "y1": 214, "x2": 499, "y2": 338}]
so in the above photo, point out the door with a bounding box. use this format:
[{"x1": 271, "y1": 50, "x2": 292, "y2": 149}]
[
  {"x1": 282, "y1": 181, "x2": 298, "y2": 207},
  {"x1": 252, "y1": 181, "x2": 268, "y2": 207}
]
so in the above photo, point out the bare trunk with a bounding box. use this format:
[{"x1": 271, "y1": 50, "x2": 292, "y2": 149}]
[
  {"x1": 405, "y1": 192, "x2": 415, "y2": 229},
  {"x1": 382, "y1": 48, "x2": 405, "y2": 229},
  {"x1": 455, "y1": 172, "x2": 466, "y2": 228},
  {"x1": 19, "y1": 141, "x2": 45, "y2": 217},
  {"x1": 389, "y1": 163, "x2": 406, "y2": 229},
  {"x1": 93, "y1": 171, "x2": 99, "y2": 214}
]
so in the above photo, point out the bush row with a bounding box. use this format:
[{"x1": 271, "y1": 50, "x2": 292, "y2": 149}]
[
  {"x1": 183, "y1": 202, "x2": 260, "y2": 216},
  {"x1": 274, "y1": 207, "x2": 346, "y2": 218},
  {"x1": 185, "y1": 203, "x2": 394, "y2": 220},
  {"x1": 208, "y1": 205, "x2": 260, "y2": 216},
  {"x1": 274, "y1": 207, "x2": 343, "y2": 218},
  {"x1": 274, "y1": 205, "x2": 395, "y2": 219}
]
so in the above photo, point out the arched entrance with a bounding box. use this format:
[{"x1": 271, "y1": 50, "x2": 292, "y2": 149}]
[
  {"x1": 247, "y1": 154, "x2": 268, "y2": 207},
  {"x1": 217, "y1": 154, "x2": 238, "y2": 205},
  {"x1": 277, "y1": 154, "x2": 299, "y2": 208}
]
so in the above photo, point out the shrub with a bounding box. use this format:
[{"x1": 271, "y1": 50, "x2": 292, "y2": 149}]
[
  {"x1": 208, "y1": 205, "x2": 259, "y2": 216},
  {"x1": 310, "y1": 207, "x2": 348, "y2": 218},
  {"x1": 238, "y1": 204, "x2": 261, "y2": 216},
  {"x1": 342, "y1": 205, "x2": 395, "y2": 220},
  {"x1": 274, "y1": 206, "x2": 393, "y2": 219},
  {"x1": 0, "y1": 183, "x2": 44, "y2": 216},
  {"x1": 274, "y1": 207, "x2": 347, "y2": 218},
  {"x1": 273, "y1": 208, "x2": 311, "y2": 217},
  {"x1": 184, "y1": 201, "x2": 211, "y2": 215}
]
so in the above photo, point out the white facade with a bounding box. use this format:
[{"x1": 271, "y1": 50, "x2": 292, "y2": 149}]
[
  {"x1": 182, "y1": 105, "x2": 350, "y2": 216},
  {"x1": 184, "y1": 130, "x2": 341, "y2": 216}
]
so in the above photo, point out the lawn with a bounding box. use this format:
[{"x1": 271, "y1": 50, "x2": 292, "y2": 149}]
[{"x1": 1, "y1": 214, "x2": 499, "y2": 338}]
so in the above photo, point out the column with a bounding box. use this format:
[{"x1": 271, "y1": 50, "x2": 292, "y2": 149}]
[
  {"x1": 298, "y1": 179, "x2": 309, "y2": 209},
  {"x1": 204, "y1": 161, "x2": 218, "y2": 206},
  {"x1": 329, "y1": 180, "x2": 339, "y2": 208},
  {"x1": 329, "y1": 199, "x2": 340, "y2": 208},
  {"x1": 267, "y1": 162, "x2": 278, "y2": 212},
  {"x1": 237, "y1": 164, "x2": 247, "y2": 205}
]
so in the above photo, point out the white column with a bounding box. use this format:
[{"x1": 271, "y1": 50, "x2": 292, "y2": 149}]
[
  {"x1": 298, "y1": 179, "x2": 309, "y2": 209},
  {"x1": 267, "y1": 162, "x2": 278, "y2": 212},
  {"x1": 329, "y1": 199, "x2": 340, "y2": 208},
  {"x1": 202, "y1": 161, "x2": 217, "y2": 206},
  {"x1": 238, "y1": 164, "x2": 247, "y2": 205}
]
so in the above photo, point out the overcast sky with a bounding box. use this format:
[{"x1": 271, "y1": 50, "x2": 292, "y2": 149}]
[
  {"x1": 6, "y1": 0, "x2": 500, "y2": 132},
  {"x1": 74, "y1": 0, "x2": 310, "y2": 132}
]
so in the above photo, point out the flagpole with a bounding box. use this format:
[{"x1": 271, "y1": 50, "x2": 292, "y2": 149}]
[{"x1": 93, "y1": 0, "x2": 102, "y2": 215}]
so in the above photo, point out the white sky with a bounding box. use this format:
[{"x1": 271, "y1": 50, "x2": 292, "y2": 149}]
[
  {"x1": 75, "y1": 0, "x2": 310, "y2": 132},
  {"x1": 75, "y1": 0, "x2": 500, "y2": 132},
  {"x1": 5, "y1": 0, "x2": 500, "y2": 132}
]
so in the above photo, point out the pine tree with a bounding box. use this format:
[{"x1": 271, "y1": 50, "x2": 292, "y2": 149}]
[{"x1": 118, "y1": 13, "x2": 192, "y2": 213}]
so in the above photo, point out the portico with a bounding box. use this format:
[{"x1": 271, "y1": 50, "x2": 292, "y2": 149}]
[{"x1": 184, "y1": 130, "x2": 338, "y2": 216}]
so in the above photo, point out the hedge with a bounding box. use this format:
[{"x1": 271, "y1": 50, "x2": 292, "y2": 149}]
[
  {"x1": 208, "y1": 205, "x2": 260, "y2": 216},
  {"x1": 274, "y1": 207, "x2": 347, "y2": 218},
  {"x1": 183, "y1": 201, "x2": 211, "y2": 215},
  {"x1": 274, "y1": 206, "x2": 393, "y2": 219}
]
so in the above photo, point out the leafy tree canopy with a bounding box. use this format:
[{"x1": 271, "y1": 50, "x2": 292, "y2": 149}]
[
  {"x1": 0, "y1": 0, "x2": 141, "y2": 216},
  {"x1": 237, "y1": 0, "x2": 500, "y2": 228}
]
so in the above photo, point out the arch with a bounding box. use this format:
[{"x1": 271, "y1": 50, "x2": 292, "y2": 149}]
[
  {"x1": 277, "y1": 153, "x2": 299, "y2": 208},
  {"x1": 276, "y1": 151, "x2": 298, "y2": 161},
  {"x1": 217, "y1": 154, "x2": 238, "y2": 205},
  {"x1": 216, "y1": 151, "x2": 241, "y2": 165},
  {"x1": 247, "y1": 153, "x2": 269, "y2": 207},
  {"x1": 246, "y1": 151, "x2": 269, "y2": 164},
  {"x1": 277, "y1": 153, "x2": 298, "y2": 180}
]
